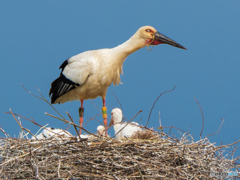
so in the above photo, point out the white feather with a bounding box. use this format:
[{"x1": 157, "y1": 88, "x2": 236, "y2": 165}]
[
  {"x1": 53, "y1": 26, "x2": 157, "y2": 104},
  {"x1": 97, "y1": 125, "x2": 105, "y2": 136},
  {"x1": 110, "y1": 108, "x2": 141, "y2": 138},
  {"x1": 32, "y1": 127, "x2": 72, "y2": 140}
]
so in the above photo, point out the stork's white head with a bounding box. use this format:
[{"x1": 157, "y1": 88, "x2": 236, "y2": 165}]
[
  {"x1": 97, "y1": 125, "x2": 105, "y2": 136},
  {"x1": 137, "y1": 26, "x2": 158, "y2": 44},
  {"x1": 109, "y1": 108, "x2": 123, "y2": 126},
  {"x1": 135, "y1": 26, "x2": 187, "y2": 50}
]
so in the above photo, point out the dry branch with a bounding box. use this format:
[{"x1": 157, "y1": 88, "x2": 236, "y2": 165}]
[
  {"x1": 194, "y1": 97, "x2": 204, "y2": 139},
  {"x1": 146, "y1": 85, "x2": 176, "y2": 127}
]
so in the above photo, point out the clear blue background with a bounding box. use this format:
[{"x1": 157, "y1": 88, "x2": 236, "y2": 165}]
[{"x1": 1, "y1": 1, "x2": 240, "y2": 157}]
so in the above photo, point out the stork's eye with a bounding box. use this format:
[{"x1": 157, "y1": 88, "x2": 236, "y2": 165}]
[{"x1": 146, "y1": 29, "x2": 152, "y2": 32}]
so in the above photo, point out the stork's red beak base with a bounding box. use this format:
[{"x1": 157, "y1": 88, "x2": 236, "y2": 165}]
[{"x1": 153, "y1": 31, "x2": 187, "y2": 50}]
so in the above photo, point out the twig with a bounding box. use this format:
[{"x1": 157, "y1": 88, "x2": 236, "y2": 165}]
[
  {"x1": 205, "y1": 118, "x2": 225, "y2": 138},
  {"x1": 136, "y1": 162, "x2": 144, "y2": 180},
  {"x1": 8, "y1": 109, "x2": 35, "y2": 138},
  {"x1": 66, "y1": 111, "x2": 80, "y2": 140},
  {"x1": 84, "y1": 113, "x2": 102, "y2": 126},
  {"x1": 194, "y1": 97, "x2": 204, "y2": 139},
  {"x1": 217, "y1": 139, "x2": 240, "y2": 149},
  {"x1": 110, "y1": 87, "x2": 122, "y2": 110},
  {"x1": 0, "y1": 145, "x2": 42, "y2": 166},
  {"x1": 159, "y1": 111, "x2": 161, "y2": 127},
  {"x1": 5, "y1": 111, "x2": 45, "y2": 129},
  {"x1": 91, "y1": 100, "x2": 101, "y2": 113},
  {"x1": 21, "y1": 84, "x2": 66, "y2": 121},
  {"x1": 21, "y1": 83, "x2": 44, "y2": 101},
  {"x1": 165, "y1": 126, "x2": 186, "y2": 134},
  {"x1": 5, "y1": 111, "x2": 71, "y2": 140},
  {"x1": 136, "y1": 116, "x2": 143, "y2": 124},
  {"x1": 57, "y1": 159, "x2": 61, "y2": 178},
  {"x1": 9, "y1": 109, "x2": 24, "y2": 132},
  {"x1": 146, "y1": 85, "x2": 176, "y2": 127},
  {"x1": 45, "y1": 112, "x2": 98, "y2": 138},
  {"x1": 0, "y1": 127, "x2": 10, "y2": 138}
]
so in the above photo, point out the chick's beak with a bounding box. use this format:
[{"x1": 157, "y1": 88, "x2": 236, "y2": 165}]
[
  {"x1": 153, "y1": 31, "x2": 187, "y2": 50},
  {"x1": 109, "y1": 118, "x2": 114, "y2": 127}
]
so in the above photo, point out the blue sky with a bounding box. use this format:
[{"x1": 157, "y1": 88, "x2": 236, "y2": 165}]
[{"x1": 1, "y1": 1, "x2": 240, "y2": 157}]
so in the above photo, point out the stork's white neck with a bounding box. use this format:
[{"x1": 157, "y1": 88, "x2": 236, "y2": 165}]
[
  {"x1": 112, "y1": 32, "x2": 146, "y2": 58},
  {"x1": 101, "y1": 32, "x2": 147, "y2": 86},
  {"x1": 113, "y1": 123, "x2": 121, "y2": 133}
]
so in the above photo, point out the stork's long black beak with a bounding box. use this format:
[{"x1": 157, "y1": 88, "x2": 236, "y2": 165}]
[{"x1": 154, "y1": 32, "x2": 187, "y2": 50}]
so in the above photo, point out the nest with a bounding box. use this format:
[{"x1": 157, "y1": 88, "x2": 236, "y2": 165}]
[
  {"x1": 0, "y1": 129, "x2": 239, "y2": 180},
  {"x1": 1, "y1": 88, "x2": 239, "y2": 179}
]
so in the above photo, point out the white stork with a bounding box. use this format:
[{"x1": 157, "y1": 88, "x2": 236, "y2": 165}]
[
  {"x1": 49, "y1": 26, "x2": 186, "y2": 135},
  {"x1": 109, "y1": 108, "x2": 141, "y2": 138}
]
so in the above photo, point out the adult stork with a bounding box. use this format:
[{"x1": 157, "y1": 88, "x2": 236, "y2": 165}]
[{"x1": 49, "y1": 26, "x2": 186, "y2": 135}]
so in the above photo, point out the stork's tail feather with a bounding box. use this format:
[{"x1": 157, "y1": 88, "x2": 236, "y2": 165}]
[{"x1": 49, "y1": 73, "x2": 80, "y2": 104}]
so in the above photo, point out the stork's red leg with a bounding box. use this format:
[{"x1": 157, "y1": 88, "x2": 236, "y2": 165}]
[
  {"x1": 79, "y1": 99, "x2": 84, "y2": 135},
  {"x1": 102, "y1": 98, "x2": 108, "y2": 135}
]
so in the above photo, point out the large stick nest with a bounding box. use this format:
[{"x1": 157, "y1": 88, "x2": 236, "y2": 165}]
[
  {"x1": 1, "y1": 86, "x2": 239, "y2": 179},
  {"x1": 0, "y1": 129, "x2": 239, "y2": 180}
]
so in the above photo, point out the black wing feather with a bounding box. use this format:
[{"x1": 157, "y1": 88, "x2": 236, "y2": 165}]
[
  {"x1": 49, "y1": 60, "x2": 80, "y2": 103},
  {"x1": 59, "y1": 59, "x2": 69, "y2": 70}
]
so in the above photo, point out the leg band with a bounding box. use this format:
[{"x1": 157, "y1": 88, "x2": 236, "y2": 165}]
[
  {"x1": 102, "y1": 107, "x2": 107, "y2": 119},
  {"x1": 79, "y1": 107, "x2": 84, "y2": 117}
]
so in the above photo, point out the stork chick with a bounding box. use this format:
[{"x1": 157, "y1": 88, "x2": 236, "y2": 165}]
[
  {"x1": 76, "y1": 125, "x2": 106, "y2": 141},
  {"x1": 32, "y1": 127, "x2": 72, "y2": 140},
  {"x1": 97, "y1": 125, "x2": 106, "y2": 136},
  {"x1": 49, "y1": 26, "x2": 186, "y2": 136},
  {"x1": 109, "y1": 108, "x2": 142, "y2": 138}
]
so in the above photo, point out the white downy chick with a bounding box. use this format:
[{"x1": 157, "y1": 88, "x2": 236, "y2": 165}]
[
  {"x1": 109, "y1": 108, "x2": 141, "y2": 138},
  {"x1": 32, "y1": 127, "x2": 72, "y2": 140}
]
